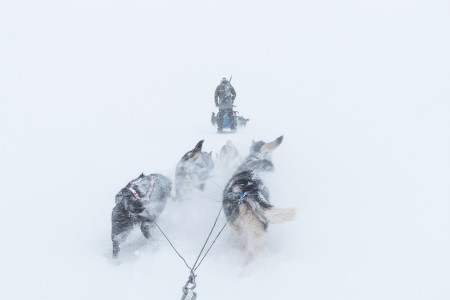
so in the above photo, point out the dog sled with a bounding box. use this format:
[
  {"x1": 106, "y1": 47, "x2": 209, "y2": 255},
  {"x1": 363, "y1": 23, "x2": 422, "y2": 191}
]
[{"x1": 211, "y1": 109, "x2": 249, "y2": 133}]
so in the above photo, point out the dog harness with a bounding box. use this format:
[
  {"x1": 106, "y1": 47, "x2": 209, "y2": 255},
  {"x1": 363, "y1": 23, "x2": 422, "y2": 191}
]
[
  {"x1": 236, "y1": 192, "x2": 247, "y2": 203},
  {"x1": 128, "y1": 176, "x2": 155, "y2": 203}
]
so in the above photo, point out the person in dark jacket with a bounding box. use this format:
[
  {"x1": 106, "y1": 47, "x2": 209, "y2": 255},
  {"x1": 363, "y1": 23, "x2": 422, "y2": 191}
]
[{"x1": 214, "y1": 77, "x2": 237, "y2": 132}]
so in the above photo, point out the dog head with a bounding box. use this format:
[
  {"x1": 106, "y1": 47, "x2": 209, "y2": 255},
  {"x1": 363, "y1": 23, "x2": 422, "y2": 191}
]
[
  {"x1": 121, "y1": 173, "x2": 153, "y2": 213},
  {"x1": 175, "y1": 140, "x2": 214, "y2": 197},
  {"x1": 249, "y1": 135, "x2": 283, "y2": 158},
  {"x1": 122, "y1": 173, "x2": 172, "y2": 214}
]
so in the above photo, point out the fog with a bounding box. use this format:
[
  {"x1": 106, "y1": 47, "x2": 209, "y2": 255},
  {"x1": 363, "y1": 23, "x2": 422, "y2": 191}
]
[{"x1": 1, "y1": 0, "x2": 449, "y2": 299}]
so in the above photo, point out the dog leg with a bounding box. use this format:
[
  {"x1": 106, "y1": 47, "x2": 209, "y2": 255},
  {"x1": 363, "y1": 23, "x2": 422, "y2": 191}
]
[
  {"x1": 243, "y1": 219, "x2": 266, "y2": 265},
  {"x1": 111, "y1": 206, "x2": 134, "y2": 258},
  {"x1": 111, "y1": 231, "x2": 129, "y2": 258},
  {"x1": 231, "y1": 204, "x2": 266, "y2": 265},
  {"x1": 140, "y1": 221, "x2": 153, "y2": 239},
  {"x1": 112, "y1": 240, "x2": 120, "y2": 257},
  {"x1": 245, "y1": 225, "x2": 264, "y2": 265},
  {"x1": 231, "y1": 223, "x2": 246, "y2": 250}
]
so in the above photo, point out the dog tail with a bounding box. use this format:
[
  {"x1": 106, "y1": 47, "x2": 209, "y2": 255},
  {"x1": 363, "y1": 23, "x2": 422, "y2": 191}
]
[{"x1": 264, "y1": 207, "x2": 297, "y2": 224}]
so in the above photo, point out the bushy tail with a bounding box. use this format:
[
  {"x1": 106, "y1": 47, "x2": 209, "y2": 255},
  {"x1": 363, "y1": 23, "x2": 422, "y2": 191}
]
[{"x1": 264, "y1": 207, "x2": 297, "y2": 224}]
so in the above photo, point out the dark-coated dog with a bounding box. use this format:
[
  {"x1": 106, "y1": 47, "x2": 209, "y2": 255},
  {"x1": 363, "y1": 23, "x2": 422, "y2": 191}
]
[
  {"x1": 222, "y1": 136, "x2": 297, "y2": 264},
  {"x1": 174, "y1": 140, "x2": 214, "y2": 199},
  {"x1": 111, "y1": 173, "x2": 172, "y2": 257}
]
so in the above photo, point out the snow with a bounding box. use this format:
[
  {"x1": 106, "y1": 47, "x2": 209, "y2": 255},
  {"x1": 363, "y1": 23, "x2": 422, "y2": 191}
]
[{"x1": 1, "y1": 0, "x2": 449, "y2": 299}]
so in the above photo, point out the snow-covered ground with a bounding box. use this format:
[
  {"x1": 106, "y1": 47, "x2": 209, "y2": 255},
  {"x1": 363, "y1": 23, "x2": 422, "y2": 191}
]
[{"x1": 1, "y1": 0, "x2": 449, "y2": 299}]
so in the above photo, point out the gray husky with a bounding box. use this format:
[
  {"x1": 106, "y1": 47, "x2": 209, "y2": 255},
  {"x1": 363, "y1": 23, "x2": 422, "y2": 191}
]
[
  {"x1": 111, "y1": 173, "x2": 172, "y2": 257},
  {"x1": 222, "y1": 136, "x2": 297, "y2": 264},
  {"x1": 174, "y1": 140, "x2": 214, "y2": 199}
]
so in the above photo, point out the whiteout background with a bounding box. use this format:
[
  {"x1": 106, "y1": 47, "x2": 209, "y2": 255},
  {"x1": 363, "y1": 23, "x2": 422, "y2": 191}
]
[{"x1": 1, "y1": 0, "x2": 449, "y2": 299}]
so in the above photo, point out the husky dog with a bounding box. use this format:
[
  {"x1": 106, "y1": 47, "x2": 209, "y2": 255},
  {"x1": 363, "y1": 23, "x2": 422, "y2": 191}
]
[
  {"x1": 222, "y1": 136, "x2": 297, "y2": 264},
  {"x1": 219, "y1": 140, "x2": 240, "y2": 163},
  {"x1": 236, "y1": 116, "x2": 250, "y2": 128},
  {"x1": 175, "y1": 140, "x2": 214, "y2": 199},
  {"x1": 111, "y1": 173, "x2": 172, "y2": 257},
  {"x1": 215, "y1": 140, "x2": 242, "y2": 178}
]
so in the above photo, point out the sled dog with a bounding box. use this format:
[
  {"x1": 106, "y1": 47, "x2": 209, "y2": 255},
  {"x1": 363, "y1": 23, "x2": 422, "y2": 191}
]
[
  {"x1": 111, "y1": 173, "x2": 172, "y2": 257},
  {"x1": 222, "y1": 136, "x2": 297, "y2": 264},
  {"x1": 236, "y1": 116, "x2": 250, "y2": 128},
  {"x1": 174, "y1": 140, "x2": 214, "y2": 199},
  {"x1": 215, "y1": 140, "x2": 242, "y2": 171}
]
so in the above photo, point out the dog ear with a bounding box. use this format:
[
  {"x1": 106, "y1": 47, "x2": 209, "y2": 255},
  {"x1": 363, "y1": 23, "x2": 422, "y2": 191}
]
[
  {"x1": 275, "y1": 135, "x2": 283, "y2": 145},
  {"x1": 189, "y1": 140, "x2": 204, "y2": 158},
  {"x1": 260, "y1": 136, "x2": 284, "y2": 154},
  {"x1": 193, "y1": 140, "x2": 204, "y2": 152}
]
